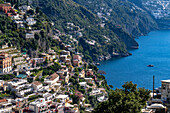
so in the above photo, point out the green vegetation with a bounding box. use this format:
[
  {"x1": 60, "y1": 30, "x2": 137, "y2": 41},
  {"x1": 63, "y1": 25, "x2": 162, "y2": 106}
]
[
  {"x1": 0, "y1": 0, "x2": 3, "y2": 3},
  {"x1": 0, "y1": 74, "x2": 15, "y2": 81},
  {"x1": 89, "y1": 95, "x2": 97, "y2": 107},
  {"x1": 42, "y1": 62, "x2": 61, "y2": 75},
  {"x1": 93, "y1": 82, "x2": 151, "y2": 113},
  {"x1": 33, "y1": 62, "x2": 61, "y2": 82},
  {"x1": 88, "y1": 64, "x2": 99, "y2": 72},
  {"x1": 0, "y1": 13, "x2": 52, "y2": 53},
  {"x1": 87, "y1": 83, "x2": 93, "y2": 86},
  {"x1": 0, "y1": 93, "x2": 10, "y2": 98},
  {"x1": 10, "y1": 0, "x2": 158, "y2": 62},
  {"x1": 28, "y1": 95, "x2": 42, "y2": 102},
  {"x1": 0, "y1": 5, "x2": 64, "y2": 58},
  {"x1": 20, "y1": 0, "x2": 140, "y2": 61},
  {"x1": 70, "y1": 94, "x2": 80, "y2": 104},
  {"x1": 74, "y1": 0, "x2": 158, "y2": 37}
]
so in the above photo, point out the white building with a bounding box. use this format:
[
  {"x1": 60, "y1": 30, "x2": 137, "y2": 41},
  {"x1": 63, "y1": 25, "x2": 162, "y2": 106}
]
[
  {"x1": 25, "y1": 33, "x2": 34, "y2": 39},
  {"x1": 7, "y1": 79, "x2": 33, "y2": 97},
  {"x1": 0, "y1": 99, "x2": 13, "y2": 113},
  {"x1": 32, "y1": 81, "x2": 43, "y2": 92},
  {"x1": 43, "y1": 93, "x2": 54, "y2": 101},
  {"x1": 7, "y1": 79, "x2": 27, "y2": 89},
  {"x1": 90, "y1": 88, "x2": 102, "y2": 96},
  {"x1": 56, "y1": 95, "x2": 68, "y2": 103},
  {"x1": 32, "y1": 58, "x2": 44, "y2": 64},
  {"x1": 26, "y1": 17, "x2": 36, "y2": 26},
  {"x1": 79, "y1": 82, "x2": 87, "y2": 88},
  {"x1": 19, "y1": 5, "x2": 31, "y2": 11},
  {"x1": 59, "y1": 55, "x2": 68, "y2": 62},
  {"x1": 44, "y1": 73, "x2": 59, "y2": 86},
  {"x1": 15, "y1": 20, "x2": 24, "y2": 28},
  {"x1": 161, "y1": 80, "x2": 170, "y2": 102},
  {"x1": 13, "y1": 56, "x2": 25, "y2": 65},
  {"x1": 29, "y1": 98, "x2": 49, "y2": 113},
  {"x1": 12, "y1": 14, "x2": 21, "y2": 20}
]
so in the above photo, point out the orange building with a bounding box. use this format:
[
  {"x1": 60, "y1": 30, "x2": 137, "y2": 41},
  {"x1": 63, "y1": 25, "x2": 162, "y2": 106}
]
[
  {"x1": 0, "y1": 3, "x2": 11, "y2": 13},
  {"x1": 0, "y1": 53, "x2": 12, "y2": 73},
  {"x1": 0, "y1": 3, "x2": 16, "y2": 16}
]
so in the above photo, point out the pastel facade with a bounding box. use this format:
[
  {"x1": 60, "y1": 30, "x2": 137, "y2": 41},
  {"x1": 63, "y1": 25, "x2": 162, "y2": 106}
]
[
  {"x1": 73, "y1": 55, "x2": 82, "y2": 66},
  {"x1": 0, "y1": 3, "x2": 16, "y2": 16},
  {"x1": 0, "y1": 53, "x2": 12, "y2": 73}
]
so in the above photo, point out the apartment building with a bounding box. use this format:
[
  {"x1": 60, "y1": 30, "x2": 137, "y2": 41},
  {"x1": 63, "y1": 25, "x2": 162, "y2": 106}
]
[{"x1": 0, "y1": 53, "x2": 12, "y2": 73}]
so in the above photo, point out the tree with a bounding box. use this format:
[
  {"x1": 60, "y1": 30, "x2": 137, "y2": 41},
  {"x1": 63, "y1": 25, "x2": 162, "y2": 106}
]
[
  {"x1": 40, "y1": 29, "x2": 46, "y2": 38},
  {"x1": 17, "y1": 0, "x2": 19, "y2": 5},
  {"x1": 70, "y1": 94, "x2": 79, "y2": 104},
  {"x1": 14, "y1": 3, "x2": 19, "y2": 9},
  {"x1": 27, "y1": 9, "x2": 34, "y2": 15},
  {"x1": 44, "y1": 59, "x2": 48, "y2": 65},
  {"x1": 88, "y1": 64, "x2": 98, "y2": 72},
  {"x1": 36, "y1": 7, "x2": 40, "y2": 14},
  {"x1": 93, "y1": 82, "x2": 151, "y2": 113},
  {"x1": 109, "y1": 85, "x2": 113, "y2": 89},
  {"x1": 34, "y1": 33, "x2": 41, "y2": 40},
  {"x1": 11, "y1": 0, "x2": 13, "y2": 6},
  {"x1": 26, "y1": 0, "x2": 29, "y2": 6},
  {"x1": 23, "y1": 14, "x2": 27, "y2": 20}
]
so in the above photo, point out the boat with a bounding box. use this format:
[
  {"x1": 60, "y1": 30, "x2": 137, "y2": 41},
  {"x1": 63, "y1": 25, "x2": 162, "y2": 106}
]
[
  {"x1": 96, "y1": 63, "x2": 100, "y2": 66},
  {"x1": 129, "y1": 53, "x2": 132, "y2": 56},
  {"x1": 147, "y1": 64, "x2": 154, "y2": 67}
]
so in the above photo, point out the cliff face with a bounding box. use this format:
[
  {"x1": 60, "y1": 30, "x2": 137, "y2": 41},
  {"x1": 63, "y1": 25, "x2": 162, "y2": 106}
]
[{"x1": 106, "y1": 22, "x2": 139, "y2": 49}]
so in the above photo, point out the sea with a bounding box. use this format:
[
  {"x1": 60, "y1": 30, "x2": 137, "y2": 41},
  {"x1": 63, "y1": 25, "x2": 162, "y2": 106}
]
[{"x1": 98, "y1": 30, "x2": 170, "y2": 90}]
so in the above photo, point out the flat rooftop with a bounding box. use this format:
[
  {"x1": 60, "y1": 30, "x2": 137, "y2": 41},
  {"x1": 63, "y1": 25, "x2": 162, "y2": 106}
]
[
  {"x1": 161, "y1": 80, "x2": 170, "y2": 83},
  {"x1": 56, "y1": 95, "x2": 68, "y2": 99}
]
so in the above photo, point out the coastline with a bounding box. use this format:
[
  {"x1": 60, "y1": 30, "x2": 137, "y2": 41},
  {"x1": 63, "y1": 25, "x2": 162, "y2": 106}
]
[
  {"x1": 98, "y1": 28, "x2": 170, "y2": 62},
  {"x1": 97, "y1": 29, "x2": 170, "y2": 90}
]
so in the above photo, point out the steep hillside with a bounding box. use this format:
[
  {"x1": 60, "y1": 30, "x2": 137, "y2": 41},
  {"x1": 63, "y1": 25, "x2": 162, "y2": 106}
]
[
  {"x1": 129, "y1": 0, "x2": 170, "y2": 29},
  {"x1": 0, "y1": 13, "x2": 53, "y2": 57},
  {"x1": 20, "y1": 0, "x2": 138, "y2": 61},
  {"x1": 73, "y1": 0, "x2": 159, "y2": 37}
]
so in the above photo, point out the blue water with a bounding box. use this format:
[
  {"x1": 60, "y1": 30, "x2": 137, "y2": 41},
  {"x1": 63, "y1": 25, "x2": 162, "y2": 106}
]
[{"x1": 98, "y1": 30, "x2": 170, "y2": 90}]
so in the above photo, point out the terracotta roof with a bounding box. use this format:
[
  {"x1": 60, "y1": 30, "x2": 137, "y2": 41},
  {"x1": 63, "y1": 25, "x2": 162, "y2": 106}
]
[
  {"x1": 32, "y1": 81, "x2": 42, "y2": 86},
  {"x1": 48, "y1": 73, "x2": 59, "y2": 81},
  {"x1": 0, "y1": 99, "x2": 7, "y2": 103}
]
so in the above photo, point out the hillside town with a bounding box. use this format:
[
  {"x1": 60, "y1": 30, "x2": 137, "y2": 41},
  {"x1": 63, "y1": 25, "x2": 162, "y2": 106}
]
[
  {"x1": 0, "y1": 1, "x2": 169, "y2": 113},
  {"x1": 142, "y1": 0, "x2": 170, "y2": 19},
  {"x1": 0, "y1": 2, "x2": 110, "y2": 113}
]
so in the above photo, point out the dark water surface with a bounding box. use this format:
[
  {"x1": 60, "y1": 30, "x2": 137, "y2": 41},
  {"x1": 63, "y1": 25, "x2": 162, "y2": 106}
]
[{"x1": 98, "y1": 30, "x2": 170, "y2": 90}]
